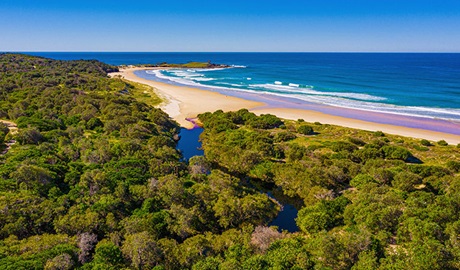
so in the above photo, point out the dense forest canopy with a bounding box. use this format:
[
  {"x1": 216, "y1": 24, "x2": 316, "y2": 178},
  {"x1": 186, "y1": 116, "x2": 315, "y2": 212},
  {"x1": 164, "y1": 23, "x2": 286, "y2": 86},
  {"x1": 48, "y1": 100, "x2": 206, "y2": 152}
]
[{"x1": 0, "y1": 53, "x2": 459, "y2": 269}]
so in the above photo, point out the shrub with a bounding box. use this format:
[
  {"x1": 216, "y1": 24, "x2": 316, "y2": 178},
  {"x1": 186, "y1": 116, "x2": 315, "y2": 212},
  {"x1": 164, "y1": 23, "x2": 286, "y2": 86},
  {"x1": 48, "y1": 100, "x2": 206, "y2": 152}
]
[
  {"x1": 86, "y1": 117, "x2": 104, "y2": 130},
  {"x1": 374, "y1": 131, "x2": 385, "y2": 137},
  {"x1": 248, "y1": 114, "x2": 283, "y2": 129},
  {"x1": 16, "y1": 116, "x2": 64, "y2": 131},
  {"x1": 296, "y1": 197, "x2": 349, "y2": 233},
  {"x1": 381, "y1": 145, "x2": 412, "y2": 161},
  {"x1": 350, "y1": 174, "x2": 377, "y2": 188},
  {"x1": 331, "y1": 141, "x2": 358, "y2": 153},
  {"x1": 297, "y1": 125, "x2": 314, "y2": 135},
  {"x1": 413, "y1": 144, "x2": 429, "y2": 152},
  {"x1": 273, "y1": 144, "x2": 285, "y2": 159},
  {"x1": 0, "y1": 122, "x2": 9, "y2": 135},
  {"x1": 286, "y1": 143, "x2": 307, "y2": 161},
  {"x1": 446, "y1": 160, "x2": 460, "y2": 173},
  {"x1": 420, "y1": 139, "x2": 432, "y2": 146},
  {"x1": 229, "y1": 109, "x2": 256, "y2": 125},
  {"x1": 15, "y1": 127, "x2": 44, "y2": 145},
  {"x1": 392, "y1": 171, "x2": 422, "y2": 192},
  {"x1": 437, "y1": 140, "x2": 448, "y2": 146},
  {"x1": 0, "y1": 131, "x2": 6, "y2": 145},
  {"x1": 274, "y1": 131, "x2": 297, "y2": 142},
  {"x1": 348, "y1": 137, "x2": 366, "y2": 146}
]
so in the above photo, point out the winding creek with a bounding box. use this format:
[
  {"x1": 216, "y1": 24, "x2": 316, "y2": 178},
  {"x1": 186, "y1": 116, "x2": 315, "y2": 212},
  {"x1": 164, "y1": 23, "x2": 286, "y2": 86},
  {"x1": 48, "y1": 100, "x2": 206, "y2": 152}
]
[{"x1": 176, "y1": 126, "x2": 299, "y2": 232}]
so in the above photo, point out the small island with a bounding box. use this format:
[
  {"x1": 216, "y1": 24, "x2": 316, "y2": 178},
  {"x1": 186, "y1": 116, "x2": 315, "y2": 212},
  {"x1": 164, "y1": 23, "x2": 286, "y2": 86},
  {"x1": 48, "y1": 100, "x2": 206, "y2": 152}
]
[{"x1": 120, "y1": 61, "x2": 232, "y2": 69}]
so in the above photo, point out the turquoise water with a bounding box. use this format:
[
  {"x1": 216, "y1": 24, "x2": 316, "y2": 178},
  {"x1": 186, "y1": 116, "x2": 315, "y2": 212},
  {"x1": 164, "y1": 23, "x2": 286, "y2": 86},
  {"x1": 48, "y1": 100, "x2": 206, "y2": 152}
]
[{"x1": 27, "y1": 52, "x2": 460, "y2": 127}]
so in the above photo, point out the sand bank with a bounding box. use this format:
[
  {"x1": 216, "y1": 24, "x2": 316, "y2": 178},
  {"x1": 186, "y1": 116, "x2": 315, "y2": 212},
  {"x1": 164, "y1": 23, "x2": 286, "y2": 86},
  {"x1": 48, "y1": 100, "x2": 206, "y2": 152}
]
[{"x1": 110, "y1": 68, "x2": 460, "y2": 145}]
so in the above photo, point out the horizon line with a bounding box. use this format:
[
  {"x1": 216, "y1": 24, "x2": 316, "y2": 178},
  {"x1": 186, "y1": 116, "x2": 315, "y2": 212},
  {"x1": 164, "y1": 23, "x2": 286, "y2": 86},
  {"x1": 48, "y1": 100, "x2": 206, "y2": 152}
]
[{"x1": 3, "y1": 51, "x2": 460, "y2": 54}]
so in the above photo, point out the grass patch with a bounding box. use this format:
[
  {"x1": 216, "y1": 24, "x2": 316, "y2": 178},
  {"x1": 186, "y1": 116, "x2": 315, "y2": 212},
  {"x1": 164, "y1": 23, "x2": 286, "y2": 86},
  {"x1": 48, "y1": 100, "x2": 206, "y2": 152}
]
[{"x1": 111, "y1": 79, "x2": 163, "y2": 107}]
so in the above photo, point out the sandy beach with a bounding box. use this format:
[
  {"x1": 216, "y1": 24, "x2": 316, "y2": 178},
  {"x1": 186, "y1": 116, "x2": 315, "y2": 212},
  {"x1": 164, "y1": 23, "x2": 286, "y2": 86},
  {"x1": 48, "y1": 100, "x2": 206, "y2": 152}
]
[
  {"x1": 109, "y1": 68, "x2": 264, "y2": 129},
  {"x1": 110, "y1": 68, "x2": 460, "y2": 144}
]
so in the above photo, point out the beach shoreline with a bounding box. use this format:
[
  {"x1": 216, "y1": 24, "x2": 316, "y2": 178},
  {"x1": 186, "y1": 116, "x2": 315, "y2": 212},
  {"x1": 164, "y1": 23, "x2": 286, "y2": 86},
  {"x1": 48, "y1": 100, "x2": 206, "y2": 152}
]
[
  {"x1": 109, "y1": 67, "x2": 265, "y2": 129},
  {"x1": 109, "y1": 67, "x2": 460, "y2": 144}
]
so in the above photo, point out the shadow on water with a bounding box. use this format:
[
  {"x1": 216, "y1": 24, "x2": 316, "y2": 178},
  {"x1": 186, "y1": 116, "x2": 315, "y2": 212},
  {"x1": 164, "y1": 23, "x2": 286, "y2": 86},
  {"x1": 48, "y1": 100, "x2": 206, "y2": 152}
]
[
  {"x1": 176, "y1": 126, "x2": 300, "y2": 232},
  {"x1": 250, "y1": 180, "x2": 301, "y2": 233},
  {"x1": 268, "y1": 194, "x2": 299, "y2": 233}
]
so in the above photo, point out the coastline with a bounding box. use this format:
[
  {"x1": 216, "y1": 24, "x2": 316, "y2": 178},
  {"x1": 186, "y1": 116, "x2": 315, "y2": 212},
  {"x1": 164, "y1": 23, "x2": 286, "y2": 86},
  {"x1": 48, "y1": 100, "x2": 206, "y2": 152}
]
[
  {"x1": 109, "y1": 67, "x2": 265, "y2": 129},
  {"x1": 110, "y1": 68, "x2": 460, "y2": 144}
]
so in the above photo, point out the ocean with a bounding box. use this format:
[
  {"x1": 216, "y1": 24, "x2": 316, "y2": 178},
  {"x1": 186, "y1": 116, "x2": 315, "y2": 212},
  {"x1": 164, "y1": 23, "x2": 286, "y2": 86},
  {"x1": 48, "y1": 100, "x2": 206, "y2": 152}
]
[{"x1": 25, "y1": 52, "x2": 460, "y2": 132}]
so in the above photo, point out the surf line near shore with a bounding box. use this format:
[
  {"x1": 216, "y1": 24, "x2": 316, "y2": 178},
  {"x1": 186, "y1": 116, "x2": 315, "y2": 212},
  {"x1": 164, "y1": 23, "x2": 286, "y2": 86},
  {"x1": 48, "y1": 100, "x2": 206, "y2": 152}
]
[{"x1": 109, "y1": 67, "x2": 460, "y2": 145}]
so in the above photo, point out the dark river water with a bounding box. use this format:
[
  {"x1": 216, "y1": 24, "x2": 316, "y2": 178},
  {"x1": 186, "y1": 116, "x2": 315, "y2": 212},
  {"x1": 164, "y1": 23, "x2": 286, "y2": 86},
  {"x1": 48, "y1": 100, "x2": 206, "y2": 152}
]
[
  {"x1": 177, "y1": 127, "x2": 204, "y2": 161},
  {"x1": 177, "y1": 127, "x2": 299, "y2": 232}
]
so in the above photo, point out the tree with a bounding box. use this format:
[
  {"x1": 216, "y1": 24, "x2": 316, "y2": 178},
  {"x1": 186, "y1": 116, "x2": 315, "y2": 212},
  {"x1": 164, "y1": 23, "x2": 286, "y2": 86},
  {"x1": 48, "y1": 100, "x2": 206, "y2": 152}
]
[
  {"x1": 44, "y1": 253, "x2": 74, "y2": 270},
  {"x1": 297, "y1": 125, "x2": 314, "y2": 135},
  {"x1": 93, "y1": 240, "x2": 125, "y2": 268},
  {"x1": 122, "y1": 232, "x2": 161, "y2": 269},
  {"x1": 250, "y1": 226, "x2": 285, "y2": 253},
  {"x1": 296, "y1": 197, "x2": 349, "y2": 234},
  {"x1": 247, "y1": 114, "x2": 283, "y2": 129},
  {"x1": 78, "y1": 232, "x2": 98, "y2": 264},
  {"x1": 15, "y1": 127, "x2": 44, "y2": 145}
]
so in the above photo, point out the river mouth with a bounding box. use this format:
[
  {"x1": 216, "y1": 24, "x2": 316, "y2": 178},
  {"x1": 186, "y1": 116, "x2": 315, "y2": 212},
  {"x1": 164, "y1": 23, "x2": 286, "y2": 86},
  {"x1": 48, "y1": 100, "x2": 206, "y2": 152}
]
[{"x1": 176, "y1": 126, "x2": 299, "y2": 232}]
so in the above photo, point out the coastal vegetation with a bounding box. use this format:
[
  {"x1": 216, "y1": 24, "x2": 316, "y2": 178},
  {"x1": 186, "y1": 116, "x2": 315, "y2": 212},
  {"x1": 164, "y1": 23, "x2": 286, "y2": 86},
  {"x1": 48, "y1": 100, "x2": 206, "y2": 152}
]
[
  {"x1": 0, "y1": 53, "x2": 459, "y2": 269},
  {"x1": 123, "y1": 61, "x2": 230, "y2": 69}
]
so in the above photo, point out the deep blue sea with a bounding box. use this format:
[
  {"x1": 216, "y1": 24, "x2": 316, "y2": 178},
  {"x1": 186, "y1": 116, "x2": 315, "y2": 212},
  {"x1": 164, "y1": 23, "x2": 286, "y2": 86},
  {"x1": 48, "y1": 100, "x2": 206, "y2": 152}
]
[{"x1": 26, "y1": 52, "x2": 460, "y2": 121}]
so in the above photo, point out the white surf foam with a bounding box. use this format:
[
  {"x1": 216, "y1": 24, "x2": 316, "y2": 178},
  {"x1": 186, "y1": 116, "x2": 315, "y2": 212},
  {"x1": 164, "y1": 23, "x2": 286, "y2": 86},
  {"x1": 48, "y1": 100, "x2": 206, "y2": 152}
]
[
  {"x1": 250, "y1": 83, "x2": 386, "y2": 101},
  {"x1": 143, "y1": 70, "x2": 460, "y2": 121}
]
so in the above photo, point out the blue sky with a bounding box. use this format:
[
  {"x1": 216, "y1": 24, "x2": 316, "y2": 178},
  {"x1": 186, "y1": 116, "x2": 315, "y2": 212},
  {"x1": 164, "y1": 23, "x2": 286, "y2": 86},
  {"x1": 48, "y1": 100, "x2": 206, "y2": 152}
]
[{"x1": 1, "y1": 0, "x2": 459, "y2": 52}]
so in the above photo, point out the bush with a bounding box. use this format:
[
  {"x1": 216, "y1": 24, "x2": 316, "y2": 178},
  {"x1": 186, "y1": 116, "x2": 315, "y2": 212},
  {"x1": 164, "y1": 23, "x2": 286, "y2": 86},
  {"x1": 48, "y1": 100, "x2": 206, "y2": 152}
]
[
  {"x1": 331, "y1": 141, "x2": 358, "y2": 153},
  {"x1": 348, "y1": 137, "x2": 366, "y2": 146},
  {"x1": 446, "y1": 160, "x2": 460, "y2": 173},
  {"x1": 0, "y1": 122, "x2": 9, "y2": 135},
  {"x1": 0, "y1": 131, "x2": 6, "y2": 145},
  {"x1": 381, "y1": 145, "x2": 412, "y2": 161},
  {"x1": 228, "y1": 109, "x2": 257, "y2": 125},
  {"x1": 350, "y1": 174, "x2": 377, "y2": 188},
  {"x1": 392, "y1": 171, "x2": 422, "y2": 192},
  {"x1": 437, "y1": 140, "x2": 448, "y2": 146},
  {"x1": 420, "y1": 139, "x2": 432, "y2": 146},
  {"x1": 286, "y1": 143, "x2": 307, "y2": 161},
  {"x1": 296, "y1": 197, "x2": 349, "y2": 233},
  {"x1": 248, "y1": 114, "x2": 283, "y2": 129},
  {"x1": 15, "y1": 127, "x2": 44, "y2": 145},
  {"x1": 86, "y1": 117, "x2": 104, "y2": 130},
  {"x1": 16, "y1": 116, "x2": 64, "y2": 131},
  {"x1": 374, "y1": 131, "x2": 385, "y2": 137},
  {"x1": 273, "y1": 131, "x2": 297, "y2": 143},
  {"x1": 297, "y1": 125, "x2": 314, "y2": 135},
  {"x1": 413, "y1": 144, "x2": 429, "y2": 152}
]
